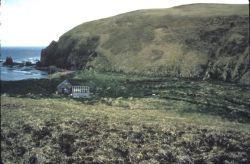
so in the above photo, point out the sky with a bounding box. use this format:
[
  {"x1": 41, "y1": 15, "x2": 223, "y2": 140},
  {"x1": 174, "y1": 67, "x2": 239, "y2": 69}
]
[{"x1": 1, "y1": 0, "x2": 248, "y2": 47}]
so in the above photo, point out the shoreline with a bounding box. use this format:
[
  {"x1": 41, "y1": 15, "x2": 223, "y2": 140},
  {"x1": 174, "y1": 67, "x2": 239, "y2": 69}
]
[{"x1": 0, "y1": 62, "x2": 49, "y2": 81}]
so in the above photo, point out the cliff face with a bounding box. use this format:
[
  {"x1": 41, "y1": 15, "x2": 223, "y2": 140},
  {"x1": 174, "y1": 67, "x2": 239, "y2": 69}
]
[{"x1": 41, "y1": 4, "x2": 249, "y2": 84}]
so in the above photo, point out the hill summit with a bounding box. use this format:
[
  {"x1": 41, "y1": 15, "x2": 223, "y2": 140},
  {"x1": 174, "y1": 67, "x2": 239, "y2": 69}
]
[{"x1": 41, "y1": 4, "x2": 249, "y2": 84}]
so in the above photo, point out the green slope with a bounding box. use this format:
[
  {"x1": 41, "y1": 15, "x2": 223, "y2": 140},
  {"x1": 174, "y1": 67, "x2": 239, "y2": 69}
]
[
  {"x1": 2, "y1": 89, "x2": 250, "y2": 163},
  {"x1": 41, "y1": 3, "x2": 249, "y2": 84}
]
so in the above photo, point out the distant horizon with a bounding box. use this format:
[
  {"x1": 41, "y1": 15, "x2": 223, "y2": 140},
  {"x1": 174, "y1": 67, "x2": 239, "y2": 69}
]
[
  {"x1": 1, "y1": 46, "x2": 46, "y2": 48},
  {"x1": 1, "y1": 0, "x2": 248, "y2": 47}
]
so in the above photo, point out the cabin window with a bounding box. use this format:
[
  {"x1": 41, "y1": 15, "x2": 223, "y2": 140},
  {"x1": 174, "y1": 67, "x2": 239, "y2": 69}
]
[{"x1": 72, "y1": 86, "x2": 90, "y2": 93}]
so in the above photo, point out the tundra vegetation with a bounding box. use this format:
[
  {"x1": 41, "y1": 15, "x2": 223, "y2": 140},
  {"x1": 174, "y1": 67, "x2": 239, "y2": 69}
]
[{"x1": 1, "y1": 70, "x2": 250, "y2": 163}]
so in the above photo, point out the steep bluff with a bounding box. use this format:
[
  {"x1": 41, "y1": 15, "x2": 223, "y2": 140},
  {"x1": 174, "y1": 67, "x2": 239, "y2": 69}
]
[{"x1": 41, "y1": 4, "x2": 249, "y2": 84}]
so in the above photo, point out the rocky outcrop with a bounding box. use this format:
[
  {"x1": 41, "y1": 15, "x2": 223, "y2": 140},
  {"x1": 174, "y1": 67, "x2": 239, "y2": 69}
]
[
  {"x1": 41, "y1": 4, "x2": 249, "y2": 84},
  {"x1": 3, "y1": 57, "x2": 14, "y2": 66},
  {"x1": 3, "y1": 57, "x2": 36, "y2": 67},
  {"x1": 41, "y1": 36, "x2": 99, "y2": 69},
  {"x1": 41, "y1": 41, "x2": 59, "y2": 67}
]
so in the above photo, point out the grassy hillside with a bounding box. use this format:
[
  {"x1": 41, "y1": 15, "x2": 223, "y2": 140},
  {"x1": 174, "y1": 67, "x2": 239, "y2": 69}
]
[
  {"x1": 2, "y1": 70, "x2": 250, "y2": 124},
  {"x1": 1, "y1": 88, "x2": 250, "y2": 163},
  {"x1": 1, "y1": 70, "x2": 250, "y2": 163},
  {"x1": 41, "y1": 4, "x2": 249, "y2": 84}
]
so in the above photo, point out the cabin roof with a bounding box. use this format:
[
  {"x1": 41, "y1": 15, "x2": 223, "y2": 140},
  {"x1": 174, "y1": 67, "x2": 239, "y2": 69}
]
[
  {"x1": 57, "y1": 80, "x2": 72, "y2": 89},
  {"x1": 57, "y1": 79, "x2": 96, "y2": 89}
]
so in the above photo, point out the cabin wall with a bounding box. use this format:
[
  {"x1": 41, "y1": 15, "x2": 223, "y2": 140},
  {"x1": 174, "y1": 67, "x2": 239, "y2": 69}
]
[{"x1": 72, "y1": 92, "x2": 90, "y2": 98}]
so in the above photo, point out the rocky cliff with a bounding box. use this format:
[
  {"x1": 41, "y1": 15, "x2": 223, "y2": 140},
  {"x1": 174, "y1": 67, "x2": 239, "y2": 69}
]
[{"x1": 41, "y1": 4, "x2": 249, "y2": 84}]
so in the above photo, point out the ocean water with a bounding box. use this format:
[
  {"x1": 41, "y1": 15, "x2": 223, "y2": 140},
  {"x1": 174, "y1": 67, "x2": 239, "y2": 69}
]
[{"x1": 0, "y1": 47, "x2": 48, "y2": 81}]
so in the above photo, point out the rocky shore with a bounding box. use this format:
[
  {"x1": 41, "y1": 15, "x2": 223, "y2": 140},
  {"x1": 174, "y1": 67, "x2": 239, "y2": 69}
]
[
  {"x1": 2, "y1": 56, "x2": 68, "y2": 75},
  {"x1": 3, "y1": 56, "x2": 37, "y2": 67}
]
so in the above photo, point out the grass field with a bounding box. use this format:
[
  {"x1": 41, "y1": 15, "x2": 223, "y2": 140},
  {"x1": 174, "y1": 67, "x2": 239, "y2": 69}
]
[{"x1": 1, "y1": 71, "x2": 250, "y2": 163}]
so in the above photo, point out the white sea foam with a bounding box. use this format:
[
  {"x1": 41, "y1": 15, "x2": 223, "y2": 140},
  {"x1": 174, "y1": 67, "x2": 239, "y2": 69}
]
[{"x1": 1, "y1": 47, "x2": 48, "y2": 81}]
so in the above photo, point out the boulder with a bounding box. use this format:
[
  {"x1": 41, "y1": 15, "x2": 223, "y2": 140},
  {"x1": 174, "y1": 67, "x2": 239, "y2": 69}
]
[
  {"x1": 3, "y1": 56, "x2": 13, "y2": 66},
  {"x1": 25, "y1": 61, "x2": 33, "y2": 66}
]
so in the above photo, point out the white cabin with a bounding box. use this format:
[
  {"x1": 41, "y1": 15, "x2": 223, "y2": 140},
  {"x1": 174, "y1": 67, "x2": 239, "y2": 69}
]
[{"x1": 72, "y1": 86, "x2": 90, "y2": 98}]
